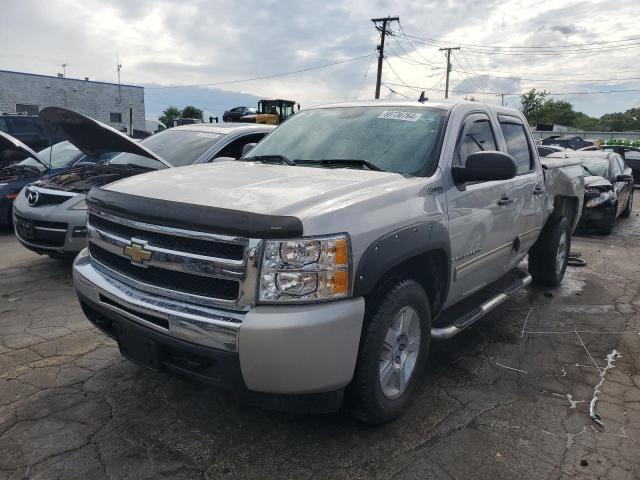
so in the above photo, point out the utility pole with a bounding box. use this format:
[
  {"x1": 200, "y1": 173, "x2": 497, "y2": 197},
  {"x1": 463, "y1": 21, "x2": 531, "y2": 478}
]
[
  {"x1": 439, "y1": 47, "x2": 460, "y2": 99},
  {"x1": 500, "y1": 93, "x2": 506, "y2": 106},
  {"x1": 116, "y1": 52, "x2": 123, "y2": 103},
  {"x1": 371, "y1": 16, "x2": 399, "y2": 99}
]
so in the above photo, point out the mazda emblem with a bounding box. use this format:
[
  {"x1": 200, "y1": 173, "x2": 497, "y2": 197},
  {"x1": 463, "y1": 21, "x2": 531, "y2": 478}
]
[{"x1": 26, "y1": 189, "x2": 39, "y2": 207}]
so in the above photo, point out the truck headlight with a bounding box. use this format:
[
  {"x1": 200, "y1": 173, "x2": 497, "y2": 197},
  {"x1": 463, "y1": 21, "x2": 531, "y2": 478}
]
[{"x1": 259, "y1": 234, "x2": 351, "y2": 302}]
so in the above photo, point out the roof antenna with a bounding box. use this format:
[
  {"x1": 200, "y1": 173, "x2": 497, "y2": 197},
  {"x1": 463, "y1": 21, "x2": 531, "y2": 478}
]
[{"x1": 418, "y1": 91, "x2": 428, "y2": 103}]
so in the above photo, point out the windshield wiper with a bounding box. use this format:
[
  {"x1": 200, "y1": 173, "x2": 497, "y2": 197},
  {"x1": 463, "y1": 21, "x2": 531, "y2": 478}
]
[
  {"x1": 244, "y1": 154, "x2": 296, "y2": 166},
  {"x1": 296, "y1": 158, "x2": 383, "y2": 172}
]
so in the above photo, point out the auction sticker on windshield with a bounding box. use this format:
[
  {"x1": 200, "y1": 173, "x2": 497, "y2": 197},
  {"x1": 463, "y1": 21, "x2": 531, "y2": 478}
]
[{"x1": 378, "y1": 111, "x2": 423, "y2": 122}]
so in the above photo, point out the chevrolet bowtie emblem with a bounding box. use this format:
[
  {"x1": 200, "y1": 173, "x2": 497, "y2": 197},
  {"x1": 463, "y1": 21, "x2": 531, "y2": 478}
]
[{"x1": 123, "y1": 241, "x2": 152, "y2": 266}]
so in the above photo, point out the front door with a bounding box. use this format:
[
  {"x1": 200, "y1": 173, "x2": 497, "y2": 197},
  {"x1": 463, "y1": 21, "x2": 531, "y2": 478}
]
[
  {"x1": 497, "y1": 116, "x2": 544, "y2": 269},
  {"x1": 446, "y1": 113, "x2": 518, "y2": 304}
]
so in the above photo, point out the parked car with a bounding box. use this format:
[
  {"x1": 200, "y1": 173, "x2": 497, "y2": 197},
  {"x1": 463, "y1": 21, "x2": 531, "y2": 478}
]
[
  {"x1": 0, "y1": 114, "x2": 49, "y2": 165},
  {"x1": 71, "y1": 100, "x2": 584, "y2": 424},
  {"x1": 12, "y1": 107, "x2": 274, "y2": 258},
  {"x1": 223, "y1": 106, "x2": 257, "y2": 123},
  {"x1": 0, "y1": 133, "x2": 109, "y2": 227},
  {"x1": 600, "y1": 145, "x2": 640, "y2": 184},
  {"x1": 537, "y1": 145, "x2": 570, "y2": 157},
  {"x1": 549, "y1": 151, "x2": 634, "y2": 234}
]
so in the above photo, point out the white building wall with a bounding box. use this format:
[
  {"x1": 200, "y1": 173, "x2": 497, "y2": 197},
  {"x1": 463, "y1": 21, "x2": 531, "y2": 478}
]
[{"x1": 0, "y1": 70, "x2": 145, "y2": 130}]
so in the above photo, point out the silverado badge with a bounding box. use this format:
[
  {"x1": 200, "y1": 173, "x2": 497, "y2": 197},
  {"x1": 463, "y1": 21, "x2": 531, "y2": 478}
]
[{"x1": 123, "y1": 241, "x2": 152, "y2": 266}]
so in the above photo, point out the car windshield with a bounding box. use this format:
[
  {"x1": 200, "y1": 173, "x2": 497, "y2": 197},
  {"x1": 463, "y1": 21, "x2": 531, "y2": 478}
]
[
  {"x1": 581, "y1": 157, "x2": 609, "y2": 177},
  {"x1": 246, "y1": 106, "x2": 446, "y2": 174},
  {"x1": 18, "y1": 141, "x2": 82, "y2": 172},
  {"x1": 109, "y1": 130, "x2": 223, "y2": 169}
]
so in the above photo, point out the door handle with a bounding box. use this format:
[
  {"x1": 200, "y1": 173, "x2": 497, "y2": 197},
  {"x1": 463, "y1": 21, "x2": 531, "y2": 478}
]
[
  {"x1": 533, "y1": 186, "x2": 545, "y2": 195},
  {"x1": 497, "y1": 196, "x2": 515, "y2": 206}
]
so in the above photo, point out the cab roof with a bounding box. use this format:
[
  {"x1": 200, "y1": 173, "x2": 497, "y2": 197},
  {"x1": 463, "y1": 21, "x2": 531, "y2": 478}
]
[
  {"x1": 308, "y1": 99, "x2": 524, "y2": 117},
  {"x1": 170, "y1": 122, "x2": 275, "y2": 134}
]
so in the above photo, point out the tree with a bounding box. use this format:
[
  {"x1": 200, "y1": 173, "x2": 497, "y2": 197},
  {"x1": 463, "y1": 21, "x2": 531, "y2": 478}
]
[
  {"x1": 520, "y1": 89, "x2": 548, "y2": 125},
  {"x1": 181, "y1": 106, "x2": 204, "y2": 120},
  {"x1": 539, "y1": 99, "x2": 577, "y2": 126},
  {"x1": 159, "y1": 106, "x2": 181, "y2": 127}
]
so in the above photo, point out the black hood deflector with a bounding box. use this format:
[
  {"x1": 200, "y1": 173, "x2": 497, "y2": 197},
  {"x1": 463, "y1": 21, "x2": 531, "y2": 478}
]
[
  {"x1": 86, "y1": 187, "x2": 304, "y2": 238},
  {"x1": 39, "y1": 107, "x2": 172, "y2": 168}
]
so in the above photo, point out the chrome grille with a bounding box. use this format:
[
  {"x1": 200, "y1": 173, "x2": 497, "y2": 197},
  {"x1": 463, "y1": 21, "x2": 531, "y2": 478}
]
[{"x1": 86, "y1": 209, "x2": 257, "y2": 309}]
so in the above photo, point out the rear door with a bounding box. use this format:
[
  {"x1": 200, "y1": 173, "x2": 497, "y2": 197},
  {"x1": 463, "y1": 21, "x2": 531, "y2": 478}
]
[
  {"x1": 446, "y1": 112, "x2": 516, "y2": 302},
  {"x1": 497, "y1": 115, "x2": 545, "y2": 268}
]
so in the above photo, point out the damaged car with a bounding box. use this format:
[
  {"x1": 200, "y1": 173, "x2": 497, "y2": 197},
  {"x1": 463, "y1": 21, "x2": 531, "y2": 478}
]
[
  {"x1": 12, "y1": 107, "x2": 273, "y2": 259},
  {"x1": 549, "y1": 151, "x2": 634, "y2": 234}
]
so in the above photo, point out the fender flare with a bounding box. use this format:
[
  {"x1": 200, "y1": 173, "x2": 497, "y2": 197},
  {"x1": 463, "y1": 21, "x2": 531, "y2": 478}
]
[{"x1": 352, "y1": 221, "x2": 451, "y2": 299}]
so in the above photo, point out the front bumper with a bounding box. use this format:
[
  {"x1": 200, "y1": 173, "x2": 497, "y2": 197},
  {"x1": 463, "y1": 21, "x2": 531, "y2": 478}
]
[
  {"x1": 12, "y1": 190, "x2": 88, "y2": 254},
  {"x1": 578, "y1": 201, "x2": 614, "y2": 231},
  {"x1": 73, "y1": 250, "x2": 365, "y2": 394}
]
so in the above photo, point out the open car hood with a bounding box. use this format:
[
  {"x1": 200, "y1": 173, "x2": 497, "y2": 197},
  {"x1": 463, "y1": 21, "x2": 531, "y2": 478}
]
[
  {"x1": 32, "y1": 163, "x2": 155, "y2": 193},
  {"x1": 39, "y1": 107, "x2": 172, "y2": 168},
  {"x1": 0, "y1": 130, "x2": 46, "y2": 168}
]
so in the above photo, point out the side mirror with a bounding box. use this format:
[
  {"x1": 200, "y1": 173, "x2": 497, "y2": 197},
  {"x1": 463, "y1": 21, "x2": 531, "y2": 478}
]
[
  {"x1": 241, "y1": 143, "x2": 257, "y2": 157},
  {"x1": 452, "y1": 151, "x2": 517, "y2": 183},
  {"x1": 615, "y1": 174, "x2": 633, "y2": 182}
]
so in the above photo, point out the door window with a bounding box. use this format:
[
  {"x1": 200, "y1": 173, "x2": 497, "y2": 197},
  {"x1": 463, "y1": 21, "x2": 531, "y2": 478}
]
[
  {"x1": 611, "y1": 155, "x2": 623, "y2": 177},
  {"x1": 455, "y1": 115, "x2": 497, "y2": 166},
  {"x1": 499, "y1": 121, "x2": 533, "y2": 174},
  {"x1": 213, "y1": 133, "x2": 267, "y2": 160}
]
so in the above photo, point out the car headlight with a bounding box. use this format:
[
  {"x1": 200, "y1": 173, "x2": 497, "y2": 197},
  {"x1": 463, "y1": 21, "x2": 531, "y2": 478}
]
[
  {"x1": 68, "y1": 198, "x2": 87, "y2": 210},
  {"x1": 259, "y1": 234, "x2": 351, "y2": 302},
  {"x1": 585, "y1": 190, "x2": 611, "y2": 208}
]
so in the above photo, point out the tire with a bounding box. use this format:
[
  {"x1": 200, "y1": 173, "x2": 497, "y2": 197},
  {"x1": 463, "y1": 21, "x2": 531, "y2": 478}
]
[
  {"x1": 621, "y1": 190, "x2": 633, "y2": 218},
  {"x1": 529, "y1": 215, "x2": 571, "y2": 287},
  {"x1": 351, "y1": 280, "x2": 431, "y2": 425},
  {"x1": 601, "y1": 204, "x2": 616, "y2": 234}
]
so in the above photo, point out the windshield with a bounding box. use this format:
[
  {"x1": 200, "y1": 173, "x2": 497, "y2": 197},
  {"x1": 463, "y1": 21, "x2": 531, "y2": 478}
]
[
  {"x1": 109, "y1": 130, "x2": 222, "y2": 169},
  {"x1": 581, "y1": 157, "x2": 609, "y2": 178},
  {"x1": 18, "y1": 141, "x2": 82, "y2": 172},
  {"x1": 246, "y1": 106, "x2": 445, "y2": 174}
]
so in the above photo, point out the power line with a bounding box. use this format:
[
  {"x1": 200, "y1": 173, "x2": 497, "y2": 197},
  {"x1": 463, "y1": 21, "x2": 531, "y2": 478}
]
[
  {"x1": 400, "y1": 34, "x2": 640, "y2": 55},
  {"x1": 383, "y1": 81, "x2": 640, "y2": 97},
  {"x1": 400, "y1": 33, "x2": 640, "y2": 50},
  {"x1": 384, "y1": 57, "x2": 421, "y2": 92},
  {"x1": 146, "y1": 53, "x2": 375, "y2": 89}
]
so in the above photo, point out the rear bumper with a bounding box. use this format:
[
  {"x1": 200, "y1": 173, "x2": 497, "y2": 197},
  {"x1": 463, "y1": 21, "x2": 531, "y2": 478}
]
[{"x1": 73, "y1": 250, "x2": 365, "y2": 394}]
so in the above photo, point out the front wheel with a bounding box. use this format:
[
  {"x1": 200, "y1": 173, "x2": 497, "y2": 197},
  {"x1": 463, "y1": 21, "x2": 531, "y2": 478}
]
[
  {"x1": 351, "y1": 280, "x2": 431, "y2": 425},
  {"x1": 529, "y1": 216, "x2": 571, "y2": 287}
]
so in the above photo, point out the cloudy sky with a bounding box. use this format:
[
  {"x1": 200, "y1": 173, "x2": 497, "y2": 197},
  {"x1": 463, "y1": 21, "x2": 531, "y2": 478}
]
[{"x1": 3, "y1": 0, "x2": 639, "y2": 119}]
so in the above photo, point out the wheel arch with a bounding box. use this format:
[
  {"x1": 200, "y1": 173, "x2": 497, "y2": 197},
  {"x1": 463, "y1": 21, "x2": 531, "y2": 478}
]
[
  {"x1": 353, "y1": 222, "x2": 451, "y2": 318},
  {"x1": 549, "y1": 195, "x2": 580, "y2": 233}
]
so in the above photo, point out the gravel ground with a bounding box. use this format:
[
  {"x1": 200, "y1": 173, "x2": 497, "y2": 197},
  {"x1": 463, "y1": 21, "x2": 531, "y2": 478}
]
[{"x1": 1, "y1": 204, "x2": 639, "y2": 479}]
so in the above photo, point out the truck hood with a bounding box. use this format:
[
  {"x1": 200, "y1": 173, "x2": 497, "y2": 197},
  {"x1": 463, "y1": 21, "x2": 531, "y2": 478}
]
[
  {"x1": 32, "y1": 163, "x2": 155, "y2": 193},
  {"x1": 103, "y1": 161, "x2": 412, "y2": 218}
]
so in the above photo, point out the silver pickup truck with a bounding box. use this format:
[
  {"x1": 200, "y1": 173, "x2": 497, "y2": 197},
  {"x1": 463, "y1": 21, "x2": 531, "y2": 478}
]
[{"x1": 72, "y1": 100, "x2": 584, "y2": 424}]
